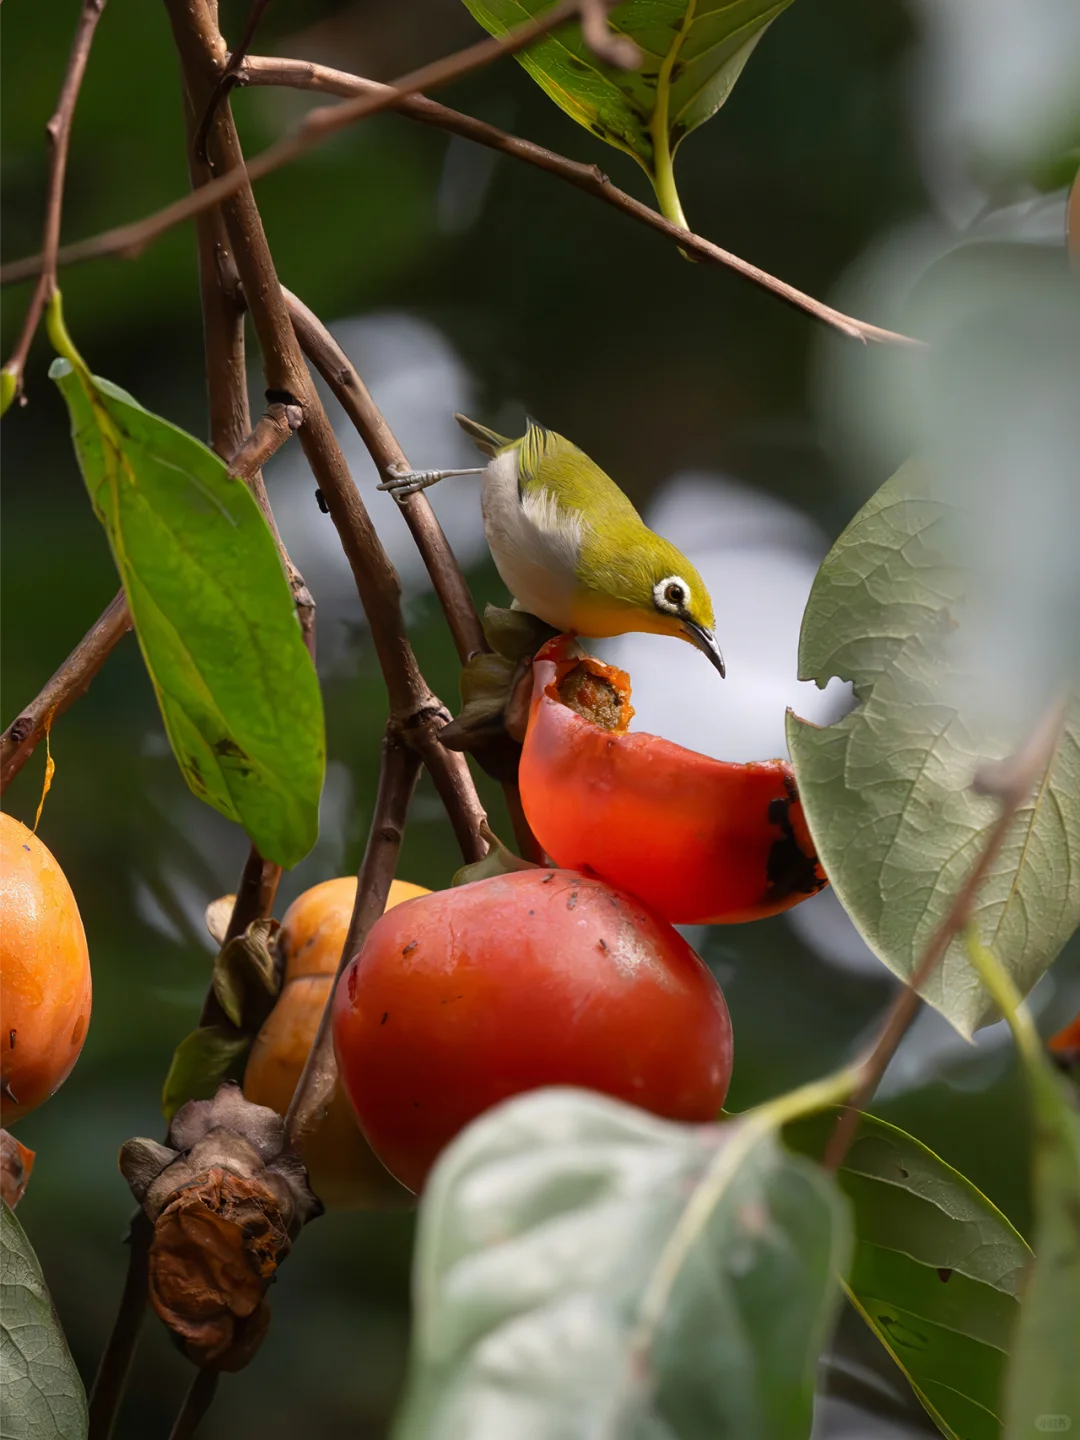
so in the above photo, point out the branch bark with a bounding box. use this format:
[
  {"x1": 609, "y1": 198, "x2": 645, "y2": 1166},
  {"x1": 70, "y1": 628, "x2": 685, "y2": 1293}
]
[
  {"x1": 87, "y1": 1211, "x2": 153, "y2": 1440},
  {"x1": 822, "y1": 694, "x2": 1072, "y2": 1172},
  {"x1": 0, "y1": 591, "x2": 131, "y2": 795},
  {"x1": 1, "y1": 0, "x2": 106, "y2": 406}
]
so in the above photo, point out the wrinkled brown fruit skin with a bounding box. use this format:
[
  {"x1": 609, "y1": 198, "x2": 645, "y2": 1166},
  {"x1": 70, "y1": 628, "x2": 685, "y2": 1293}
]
[
  {"x1": 244, "y1": 877, "x2": 424, "y2": 1210},
  {"x1": 149, "y1": 1168, "x2": 286, "y2": 1370}
]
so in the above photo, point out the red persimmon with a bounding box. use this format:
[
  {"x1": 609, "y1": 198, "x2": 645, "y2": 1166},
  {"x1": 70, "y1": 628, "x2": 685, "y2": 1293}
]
[
  {"x1": 518, "y1": 635, "x2": 827, "y2": 925},
  {"x1": 332, "y1": 869, "x2": 732, "y2": 1193}
]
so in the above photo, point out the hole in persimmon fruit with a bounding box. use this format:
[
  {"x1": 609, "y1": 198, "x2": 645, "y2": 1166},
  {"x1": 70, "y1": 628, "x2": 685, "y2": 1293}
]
[{"x1": 556, "y1": 663, "x2": 632, "y2": 731}]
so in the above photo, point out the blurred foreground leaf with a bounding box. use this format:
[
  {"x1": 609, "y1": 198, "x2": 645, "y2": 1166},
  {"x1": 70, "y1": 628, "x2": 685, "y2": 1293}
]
[
  {"x1": 396, "y1": 1086, "x2": 849, "y2": 1440},
  {"x1": 789, "y1": 1112, "x2": 1030, "y2": 1440},
  {"x1": 965, "y1": 935, "x2": 1080, "y2": 1440},
  {"x1": 461, "y1": 0, "x2": 792, "y2": 224},
  {"x1": 788, "y1": 461, "x2": 1080, "y2": 1036},
  {"x1": 0, "y1": 1201, "x2": 88, "y2": 1440},
  {"x1": 48, "y1": 303, "x2": 324, "y2": 869}
]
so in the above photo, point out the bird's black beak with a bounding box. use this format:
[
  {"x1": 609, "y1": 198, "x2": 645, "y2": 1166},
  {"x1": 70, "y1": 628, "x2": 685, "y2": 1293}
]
[{"x1": 683, "y1": 620, "x2": 726, "y2": 679}]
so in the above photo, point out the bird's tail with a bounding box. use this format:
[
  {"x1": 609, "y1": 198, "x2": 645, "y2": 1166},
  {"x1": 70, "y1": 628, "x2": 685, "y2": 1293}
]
[{"x1": 454, "y1": 413, "x2": 513, "y2": 457}]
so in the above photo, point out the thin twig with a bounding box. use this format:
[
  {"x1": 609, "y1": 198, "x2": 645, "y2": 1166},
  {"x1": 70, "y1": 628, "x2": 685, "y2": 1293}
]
[
  {"x1": 87, "y1": 1211, "x2": 152, "y2": 1440},
  {"x1": 0, "y1": 590, "x2": 131, "y2": 795},
  {"x1": 282, "y1": 288, "x2": 485, "y2": 662},
  {"x1": 822, "y1": 694, "x2": 1072, "y2": 1172},
  {"x1": 285, "y1": 732, "x2": 421, "y2": 1151},
  {"x1": 167, "y1": 1368, "x2": 219, "y2": 1440},
  {"x1": 0, "y1": 1, "x2": 600, "y2": 288},
  {"x1": 242, "y1": 58, "x2": 922, "y2": 348},
  {"x1": 579, "y1": 0, "x2": 641, "y2": 69},
  {"x1": 1, "y1": 46, "x2": 921, "y2": 350},
  {"x1": 1, "y1": 0, "x2": 106, "y2": 405}
]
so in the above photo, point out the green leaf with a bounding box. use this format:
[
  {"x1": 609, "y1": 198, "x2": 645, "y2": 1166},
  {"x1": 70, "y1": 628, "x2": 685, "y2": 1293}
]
[
  {"x1": 460, "y1": 0, "x2": 793, "y2": 224},
  {"x1": 48, "y1": 328, "x2": 324, "y2": 869},
  {"x1": 395, "y1": 1086, "x2": 850, "y2": 1440},
  {"x1": 787, "y1": 462, "x2": 1080, "y2": 1036},
  {"x1": 965, "y1": 934, "x2": 1080, "y2": 1440},
  {"x1": 1, "y1": 1200, "x2": 88, "y2": 1440},
  {"x1": 161, "y1": 1025, "x2": 249, "y2": 1123},
  {"x1": 788, "y1": 1112, "x2": 1031, "y2": 1440}
]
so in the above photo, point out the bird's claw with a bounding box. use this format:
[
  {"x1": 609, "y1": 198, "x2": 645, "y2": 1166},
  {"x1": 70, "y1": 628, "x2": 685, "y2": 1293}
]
[{"x1": 377, "y1": 464, "x2": 434, "y2": 496}]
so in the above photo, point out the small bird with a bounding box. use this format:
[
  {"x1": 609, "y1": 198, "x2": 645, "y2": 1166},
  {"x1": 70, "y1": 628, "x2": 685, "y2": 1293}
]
[{"x1": 379, "y1": 415, "x2": 726, "y2": 677}]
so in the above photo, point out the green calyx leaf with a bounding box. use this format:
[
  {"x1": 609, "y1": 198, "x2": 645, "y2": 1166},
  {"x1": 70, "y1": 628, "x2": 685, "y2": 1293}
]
[
  {"x1": 161, "y1": 1025, "x2": 249, "y2": 1123},
  {"x1": 787, "y1": 1111, "x2": 1031, "y2": 1440},
  {"x1": 395, "y1": 1084, "x2": 850, "y2": 1440},
  {"x1": 787, "y1": 462, "x2": 1080, "y2": 1036},
  {"x1": 210, "y1": 918, "x2": 282, "y2": 1031},
  {"x1": 48, "y1": 293, "x2": 325, "y2": 869},
  {"x1": 451, "y1": 822, "x2": 540, "y2": 886},
  {"x1": 1, "y1": 1200, "x2": 88, "y2": 1439},
  {"x1": 460, "y1": 0, "x2": 793, "y2": 225}
]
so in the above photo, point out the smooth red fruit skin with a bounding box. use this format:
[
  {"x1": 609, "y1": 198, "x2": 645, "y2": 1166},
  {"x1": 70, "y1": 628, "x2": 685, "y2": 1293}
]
[
  {"x1": 332, "y1": 870, "x2": 732, "y2": 1193},
  {"x1": 519, "y1": 636, "x2": 827, "y2": 926}
]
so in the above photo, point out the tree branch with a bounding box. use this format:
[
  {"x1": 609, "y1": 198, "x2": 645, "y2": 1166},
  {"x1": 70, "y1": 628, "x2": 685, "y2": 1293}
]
[
  {"x1": 282, "y1": 287, "x2": 538, "y2": 858},
  {"x1": 0, "y1": 1, "x2": 602, "y2": 288},
  {"x1": 167, "y1": 1368, "x2": 219, "y2": 1440},
  {"x1": 0, "y1": 591, "x2": 131, "y2": 795},
  {"x1": 0, "y1": 19, "x2": 920, "y2": 347},
  {"x1": 87, "y1": 1211, "x2": 152, "y2": 1440},
  {"x1": 822, "y1": 694, "x2": 1072, "y2": 1172},
  {"x1": 282, "y1": 288, "x2": 485, "y2": 663},
  {"x1": 1, "y1": 0, "x2": 106, "y2": 408},
  {"x1": 284, "y1": 731, "x2": 421, "y2": 1152}
]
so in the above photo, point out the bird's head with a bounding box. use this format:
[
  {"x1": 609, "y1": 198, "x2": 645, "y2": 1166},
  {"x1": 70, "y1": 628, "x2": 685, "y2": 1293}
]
[{"x1": 640, "y1": 543, "x2": 726, "y2": 678}]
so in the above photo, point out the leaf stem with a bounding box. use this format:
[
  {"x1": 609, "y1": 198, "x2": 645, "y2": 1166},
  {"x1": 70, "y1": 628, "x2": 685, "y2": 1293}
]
[{"x1": 963, "y1": 927, "x2": 1045, "y2": 1075}]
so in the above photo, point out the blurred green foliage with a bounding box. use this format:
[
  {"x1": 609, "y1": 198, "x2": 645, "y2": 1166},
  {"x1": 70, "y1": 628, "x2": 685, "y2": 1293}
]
[{"x1": 2, "y1": 1, "x2": 1076, "y2": 1437}]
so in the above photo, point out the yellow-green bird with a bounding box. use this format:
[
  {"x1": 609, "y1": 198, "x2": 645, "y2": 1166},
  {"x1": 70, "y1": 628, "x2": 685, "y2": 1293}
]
[{"x1": 379, "y1": 414, "x2": 726, "y2": 677}]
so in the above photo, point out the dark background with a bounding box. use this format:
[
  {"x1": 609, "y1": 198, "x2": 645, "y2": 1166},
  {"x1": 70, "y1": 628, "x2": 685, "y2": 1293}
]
[{"x1": 2, "y1": 2, "x2": 1077, "y2": 1436}]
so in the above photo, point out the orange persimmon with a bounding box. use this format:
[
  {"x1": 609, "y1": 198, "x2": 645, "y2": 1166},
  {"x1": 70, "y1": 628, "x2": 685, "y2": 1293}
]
[
  {"x1": 1, "y1": 814, "x2": 92, "y2": 1125},
  {"x1": 518, "y1": 635, "x2": 827, "y2": 925}
]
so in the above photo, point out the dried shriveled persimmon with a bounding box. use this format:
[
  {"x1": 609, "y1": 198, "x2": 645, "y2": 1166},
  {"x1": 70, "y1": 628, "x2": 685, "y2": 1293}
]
[
  {"x1": 243, "y1": 877, "x2": 426, "y2": 1209},
  {"x1": 1, "y1": 814, "x2": 92, "y2": 1125},
  {"x1": 332, "y1": 869, "x2": 733, "y2": 1193},
  {"x1": 518, "y1": 635, "x2": 827, "y2": 925}
]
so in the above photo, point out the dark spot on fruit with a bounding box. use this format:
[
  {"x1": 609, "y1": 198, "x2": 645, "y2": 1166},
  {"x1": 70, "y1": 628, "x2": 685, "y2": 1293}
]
[
  {"x1": 21, "y1": 844, "x2": 31, "y2": 853},
  {"x1": 567, "y1": 892, "x2": 579, "y2": 910},
  {"x1": 529, "y1": 909, "x2": 535, "y2": 916},
  {"x1": 70, "y1": 1014, "x2": 86, "y2": 1048},
  {"x1": 8, "y1": 1029, "x2": 15, "y2": 1049},
  {"x1": 402, "y1": 941, "x2": 418, "y2": 956},
  {"x1": 765, "y1": 791, "x2": 825, "y2": 903},
  {"x1": 937, "y1": 1268, "x2": 952, "y2": 1283},
  {"x1": 543, "y1": 873, "x2": 555, "y2": 884},
  {"x1": 347, "y1": 967, "x2": 358, "y2": 1002},
  {"x1": 413, "y1": 1100, "x2": 420, "y2": 1108},
  {"x1": 380, "y1": 1012, "x2": 389, "y2": 1025},
  {"x1": 598, "y1": 939, "x2": 607, "y2": 951}
]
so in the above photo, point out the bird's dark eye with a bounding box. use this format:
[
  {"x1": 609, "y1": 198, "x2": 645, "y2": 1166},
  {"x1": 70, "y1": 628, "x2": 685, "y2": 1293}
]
[{"x1": 664, "y1": 582, "x2": 685, "y2": 607}]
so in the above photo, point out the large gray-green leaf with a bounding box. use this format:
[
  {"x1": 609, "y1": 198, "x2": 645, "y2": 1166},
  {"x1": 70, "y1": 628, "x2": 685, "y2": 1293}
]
[
  {"x1": 461, "y1": 0, "x2": 793, "y2": 223},
  {"x1": 787, "y1": 461, "x2": 1080, "y2": 1036},
  {"x1": 395, "y1": 1086, "x2": 850, "y2": 1440},
  {"x1": 788, "y1": 1112, "x2": 1030, "y2": 1440},
  {"x1": 1, "y1": 1201, "x2": 88, "y2": 1440},
  {"x1": 50, "y1": 352, "x2": 324, "y2": 869}
]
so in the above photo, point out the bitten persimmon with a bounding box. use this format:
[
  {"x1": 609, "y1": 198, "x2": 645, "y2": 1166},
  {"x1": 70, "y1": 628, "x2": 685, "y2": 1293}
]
[
  {"x1": 243, "y1": 876, "x2": 427, "y2": 1209},
  {"x1": 332, "y1": 870, "x2": 733, "y2": 1193},
  {"x1": 518, "y1": 635, "x2": 827, "y2": 925},
  {"x1": 1, "y1": 814, "x2": 92, "y2": 1125}
]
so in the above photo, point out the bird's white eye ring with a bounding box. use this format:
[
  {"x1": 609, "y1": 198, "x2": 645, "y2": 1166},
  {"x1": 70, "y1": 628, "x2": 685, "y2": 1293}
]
[{"x1": 654, "y1": 576, "x2": 690, "y2": 613}]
